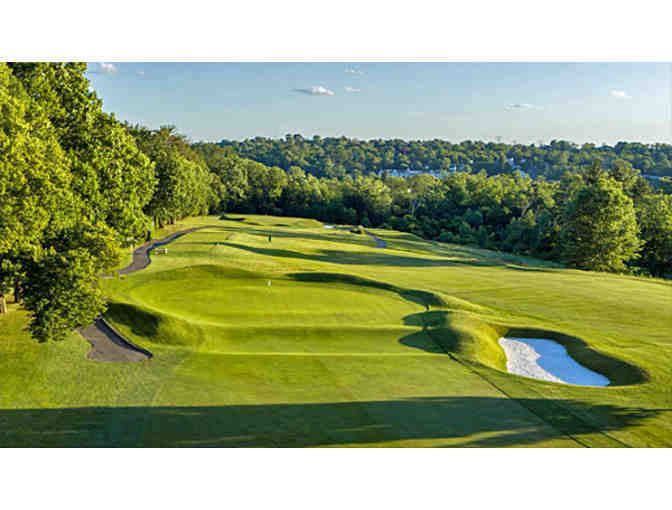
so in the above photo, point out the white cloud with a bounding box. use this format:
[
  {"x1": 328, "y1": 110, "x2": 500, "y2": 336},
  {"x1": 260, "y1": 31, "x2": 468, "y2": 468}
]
[
  {"x1": 99, "y1": 62, "x2": 118, "y2": 74},
  {"x1": 505, "y1": 103, "x2": 535, "y2": 110},
  {"x1": 611, "y1": 90, "x2": 630, "y2": 98},
  {"x1": 345, "y1": 68, "x2": 364, "y2": 75},
  {"x1": 294, "y1": 86, "x2": 335, "y2": 96},
  {"x1": 88, "y1": 62, "x2": 118, "y2": 75},
  {"x1": 344, "y1": 86, "x2": 360, "y2": 93}
]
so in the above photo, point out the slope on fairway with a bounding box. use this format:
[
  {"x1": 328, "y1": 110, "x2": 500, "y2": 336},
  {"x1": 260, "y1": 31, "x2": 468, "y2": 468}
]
[{"x1": 1, "y1": 214, "x2": 671, "y2": 447}]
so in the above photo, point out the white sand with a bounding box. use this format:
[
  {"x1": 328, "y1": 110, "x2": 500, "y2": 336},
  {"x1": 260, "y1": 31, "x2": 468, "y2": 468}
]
[
  {"x1": 324, "y1": 224, "x2": 334, "y2": 229},
  {"x1": 498, "y1": 337, "x2": 610, "y2": 387}
]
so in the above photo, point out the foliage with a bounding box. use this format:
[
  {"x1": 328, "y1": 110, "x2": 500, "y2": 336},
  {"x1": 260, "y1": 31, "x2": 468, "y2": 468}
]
[
  {"x1": 0, "y1": 63, "x2": 149, "y2": 341},
  {"x1": 129, "y1": 125, "x2": 215, "y2": 227},
  {"x1": 8, "y1": 63, "x2": 156, "y2": 243},
  {"x1": 0, "y1": 63, "x2": 72, "y2": 256},
  {"x1": 560, "y1": 168, "x2": 641, "y2": 272},
  {"x1": 216, "y1": 135, "x2": 672, "y2": 180},
  {"x1": 636, "y1": 194, "x2": 672, "y2": 277}
]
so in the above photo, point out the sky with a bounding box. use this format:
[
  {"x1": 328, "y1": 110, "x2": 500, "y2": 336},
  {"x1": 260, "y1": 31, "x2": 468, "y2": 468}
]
[{"x1": 86, "y1": 62, "x2": 672, "y2": 145}]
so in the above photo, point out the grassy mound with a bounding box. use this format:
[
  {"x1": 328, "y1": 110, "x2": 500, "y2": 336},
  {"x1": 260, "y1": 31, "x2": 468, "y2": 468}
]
[
  {"x1": 402, "y1": 311, "x2": 507, "y2": 369},
  {"x1": 105, "y1": 302, "x2": 208, "y2": 349},
  {"x1": 288, "y1": 272, "x2": 487, "y2": 313},
  {"x1": 404, "y1": 310, "x2": 646, "y2": 387}
]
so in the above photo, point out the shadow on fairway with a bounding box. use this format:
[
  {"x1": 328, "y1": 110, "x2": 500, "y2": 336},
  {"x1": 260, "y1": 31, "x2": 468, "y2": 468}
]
[
  {"x1": 504, "y1": 265, "x2": 562, "y2": 274},
  {"x1": 197, "y1": 241, "x2": 472, "y2": 267},
  {"x1": 180, "y1": 226, "x2": 559, "y2": 270},
  {"x1": 186, "y1": 226, "x2": 379, "y2": 249},
  {"x1": 106, "y1": 303, "x2": 160, "y2": 338},
  {"x1": 287, "y1": 272, "x2": 448, "y2": 308},
  {"x1": 1, "y1": 397, "x2": 666, "y2": 447},
  {"x1": 219, "y1": 215, "x2": 247, "y2": 222}
]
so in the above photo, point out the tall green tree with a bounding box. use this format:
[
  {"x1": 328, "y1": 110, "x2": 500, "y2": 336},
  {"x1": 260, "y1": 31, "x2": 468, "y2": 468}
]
[
  {"x1": 560, "y1": 169, "x2": 641, "y2": 272},
  {"x1": 1, "y1": 63, "x2": 152, "y2": 341},
  {"x1": 0, "y1": 63, "x2": 72, "y2": 316},
  {"x1": 636, "y1": 194, "x2": 672, "y2": 277},
  {"x1": 132, "y1": 125, "x2": 214, "y2": 227},
  {"x1": 8, "y1": 63, "x2": 156, "y2": 244}
]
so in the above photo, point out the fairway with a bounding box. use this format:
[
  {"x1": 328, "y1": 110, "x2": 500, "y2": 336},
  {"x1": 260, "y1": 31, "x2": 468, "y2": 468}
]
[{"x1": 2, "y1": 214, "x2": 671, "y2": 447}]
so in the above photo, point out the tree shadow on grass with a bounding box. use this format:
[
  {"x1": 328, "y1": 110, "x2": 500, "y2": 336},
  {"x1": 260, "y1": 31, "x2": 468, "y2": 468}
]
[
  {"x1": 194, "y1": 240, "x2": 487, "y2": 268},
  {"x1": 1, "y1": 397, "x2": 666, "y2": 447},
  {"x1": 218, "y1": 215, "x2": 247, "y2": 222},
  {"x1": 105, "y1": 302, "x2": 160, "y2": 339},
  {"x1": 504, "y1": 265, "x2": 562, "y2": 274},
  {"x1": 179, "y1": 226, "x2": 559, "y2": 270},
  {"x1": 190, "y1": 225, "x2": 379, "y2": 249},
  {"x1": 286, "y1": 272, "x2": 447, "y2": 308}
]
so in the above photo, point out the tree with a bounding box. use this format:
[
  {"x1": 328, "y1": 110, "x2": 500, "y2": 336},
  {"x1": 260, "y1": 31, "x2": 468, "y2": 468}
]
[
  {"x1": 659, "y1": 177, "x2": 672, "y2": 195},
  {"x1": 1, "y1": 63, "x2": 148, "y2": 341},
  {"x1": 0, "y1": 63, "x2": 72, "y2": 316},
  {"x1": 193, "y1": 145, "x2": 250, "y2": 212},
  {"x1": 9, "y1": 63, "x2": 156, "y2": 243},
  {"x1": 0, "y1": 64, "x2": 71, "y2": 256},
  {"x1": 560, "y1": 171, "x2": 641, "y2": 272},
  {"x1": 131, "y1": 125, "x2": 213, "y2": 226},
  {"x1": 636, "y1": 194, "x2": 672, "y2": 277},
  {"x1": 20, "y1": 222, "x2": 121, "y2": 342}
]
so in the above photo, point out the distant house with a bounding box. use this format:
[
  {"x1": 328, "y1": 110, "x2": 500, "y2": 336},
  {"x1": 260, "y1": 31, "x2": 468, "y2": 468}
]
[{"x1": 379, "y1": 168, "x2": 445, "y2": 178}]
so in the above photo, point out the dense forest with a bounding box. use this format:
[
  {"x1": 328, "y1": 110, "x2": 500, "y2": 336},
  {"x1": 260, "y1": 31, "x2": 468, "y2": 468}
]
[
  {"x1": 219, "y1": 135, "x2": 672, "y2": 179},
  {"x1": 2, "y1": 62, "x2": 672, "y2": 343}
]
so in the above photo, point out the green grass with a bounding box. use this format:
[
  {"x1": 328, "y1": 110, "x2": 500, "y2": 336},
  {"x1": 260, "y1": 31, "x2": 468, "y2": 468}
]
[{"x1": 2, "y1": 214, "x2": 671, "y2": 447}]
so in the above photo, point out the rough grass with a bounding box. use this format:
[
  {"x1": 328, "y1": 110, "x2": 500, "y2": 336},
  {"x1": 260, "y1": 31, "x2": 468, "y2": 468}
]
[{"x1": 1, "y1": 214, "x2": 671, "y2": 447}]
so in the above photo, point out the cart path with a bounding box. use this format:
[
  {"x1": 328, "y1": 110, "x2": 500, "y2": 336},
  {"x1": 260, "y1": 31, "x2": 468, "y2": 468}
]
[
  {"x1": 81, "y1": 225, "x2": 223, "y2": 362},
  {"x1": 78, "y1": 319, "x2": 153, "y2": 362},
  {"x1": 366, "y1": 232, "x2": 387, "y2": 248},
  {"x1": 117, "y1": 225, "x2": 223, "y2": 275}
]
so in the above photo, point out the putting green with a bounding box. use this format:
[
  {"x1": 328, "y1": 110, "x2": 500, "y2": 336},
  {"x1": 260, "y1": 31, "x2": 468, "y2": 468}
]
[{"x1": 1, "y1": 214, "x2": 671, "y2": 447}]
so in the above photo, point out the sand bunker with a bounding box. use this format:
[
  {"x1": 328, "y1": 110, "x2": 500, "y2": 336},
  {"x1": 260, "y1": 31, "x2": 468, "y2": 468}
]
[
  {"x1": 498, "y1": 337, "x2": 610, "y2": 387},
  {"x1": 324, "y1": 224, "x2": 334, "y2": 229}
]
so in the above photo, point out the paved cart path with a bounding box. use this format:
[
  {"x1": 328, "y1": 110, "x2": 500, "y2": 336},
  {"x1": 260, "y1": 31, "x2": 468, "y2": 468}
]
[
  {"x1": 116, "y1": 226, "x2": 221, "y2": 275},
  {"x1": 80, "y1": 225, "x2": 222, "y2": 362},
  {"x1": 79, "y1": 319, "x2": 153, "y2": 362},
  {"x1": 366, "y1": 232, "x2": 387, "y2": 248}
]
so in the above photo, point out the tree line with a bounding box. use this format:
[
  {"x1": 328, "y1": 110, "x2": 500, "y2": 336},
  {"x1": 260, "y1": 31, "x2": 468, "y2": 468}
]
[
  {"x1": 218, "y1": 135, "x2": 672, "y2": 180},
  {"x1": 2, "y1": 62, "x2": 671, "y2": 343}
]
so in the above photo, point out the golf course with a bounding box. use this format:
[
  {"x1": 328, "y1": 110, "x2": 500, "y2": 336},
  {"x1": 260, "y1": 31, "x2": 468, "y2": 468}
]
[{"x1": 1, "y1": 214, "x2": 670, "y2": 447}]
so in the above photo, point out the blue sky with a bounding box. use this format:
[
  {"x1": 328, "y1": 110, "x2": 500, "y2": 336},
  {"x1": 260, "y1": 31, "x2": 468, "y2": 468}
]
[{"x1": 86, "y1": 62, "x2": 672, "y2": 145}]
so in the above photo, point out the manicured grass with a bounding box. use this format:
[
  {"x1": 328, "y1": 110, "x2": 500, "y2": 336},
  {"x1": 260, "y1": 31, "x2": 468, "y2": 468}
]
[{"x1": 1, "y1": 214, "x2": 671, "y2": 447}]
